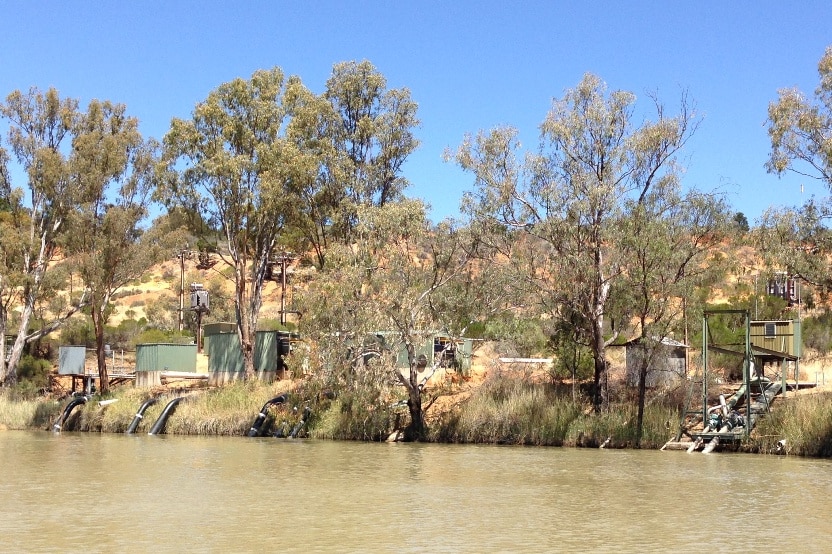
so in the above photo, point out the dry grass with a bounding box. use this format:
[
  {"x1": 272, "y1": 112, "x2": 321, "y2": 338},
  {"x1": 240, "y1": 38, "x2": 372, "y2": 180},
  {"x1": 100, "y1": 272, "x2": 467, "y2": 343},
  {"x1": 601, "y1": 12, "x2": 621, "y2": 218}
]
[
  {"x1": 0, "y1": 390, "x2": 61, "y2": 430},
  {"x1": 751, "y1": 392, "x2": 832, "y2": 456}
]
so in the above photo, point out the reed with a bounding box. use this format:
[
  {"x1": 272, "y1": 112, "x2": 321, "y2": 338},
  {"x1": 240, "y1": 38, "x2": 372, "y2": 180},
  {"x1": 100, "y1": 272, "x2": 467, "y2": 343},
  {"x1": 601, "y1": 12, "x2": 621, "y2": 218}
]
[
  {"x1": 434, "y1": 373, "x2": 582, "y2": 445},
  {"x1": 0, "y1": 390, "x2": 61, "y2": 429},
  {"x1": 751, "y1": 393, "x2": 832, "y2": 457},
  {"x1": 160, "y1": 381, "x2": 296, "y2": 436}
]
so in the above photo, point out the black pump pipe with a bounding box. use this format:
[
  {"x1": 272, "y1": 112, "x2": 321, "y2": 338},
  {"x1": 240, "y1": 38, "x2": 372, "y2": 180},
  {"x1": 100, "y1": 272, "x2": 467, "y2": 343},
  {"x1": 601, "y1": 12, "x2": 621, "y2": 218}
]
[
  {"x1": 289, "y1": 406, "x2": 312, "y2": 438},
  {"x1": 148, "y1": 397, "x2": 185, "y2": 435},
  {"x1": 52, "y1": 396, "x2": 88, "y2": 432},
  {"x1": 126, "y1": 396, "x2": 159, "y2": 434},
  {"x1": 247, "y1": 394, "x2": 289, "y2": 437}
]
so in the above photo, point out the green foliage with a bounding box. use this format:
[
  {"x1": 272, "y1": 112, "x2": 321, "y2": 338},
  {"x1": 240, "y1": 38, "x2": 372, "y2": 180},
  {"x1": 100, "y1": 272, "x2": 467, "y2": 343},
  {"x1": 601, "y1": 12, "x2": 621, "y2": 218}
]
[
  {"x1": 134, "y1": 328, "x2": 188, "y2": 344},
  {"x1": 61, "y1": 317, "x2": 95, "y2": 347},
  {"x1": 733, "y1": 212, "x2": 750, "y2": 233},
  {"x1": 16, "y1": 355, "x2": 51, "y2": 392},
  {"x1": 767, "y1": 46, "x2": 832, "y2": 186},
  {"x1": 481, "y1": 316, "x2": 548, "y2": 358},
  {"x1": 257, "y1": 318, "x2": 296, "y2": 332},
  {"x1": 306, "y1": 354, "x2": 403, "y2": 441},
  {"x1": 803, "y1": 311, "x2": 832, "y2": 355},
  {"x1": 551, "y1": 339, "x2": 594, "y2": 382}
]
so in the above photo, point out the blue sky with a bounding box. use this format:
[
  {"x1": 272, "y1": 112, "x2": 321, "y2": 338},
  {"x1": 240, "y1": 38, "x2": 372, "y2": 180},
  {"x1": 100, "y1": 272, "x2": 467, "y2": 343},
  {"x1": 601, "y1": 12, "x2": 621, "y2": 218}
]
[{"x1": 2, "y1": 1, "x2": 831, "y2": 222}]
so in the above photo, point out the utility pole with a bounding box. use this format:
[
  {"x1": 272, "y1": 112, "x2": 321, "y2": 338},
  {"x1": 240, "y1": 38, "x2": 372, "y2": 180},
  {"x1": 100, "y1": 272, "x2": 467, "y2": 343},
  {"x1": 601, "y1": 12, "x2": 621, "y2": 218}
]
[
  {"x1": 277, "y1": 252, "x2": 293, "y2": 326},
  {"x1": 190, "y1": 283, "x2": 210, "y2": 352},
  {"x1": 177, "y1": 249, "x2": 194, "y2": 332}
]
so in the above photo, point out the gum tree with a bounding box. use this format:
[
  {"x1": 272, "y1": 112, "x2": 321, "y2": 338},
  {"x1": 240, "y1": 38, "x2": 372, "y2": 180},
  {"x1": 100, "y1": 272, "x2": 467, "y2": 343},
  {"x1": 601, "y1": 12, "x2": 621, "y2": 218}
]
[
  {"x1": 0, "y1": 88, "x2": 92, "y2": 384},
  {"x1": 620, "y1": 189, "x2": 730, "y2": 444},
  {"x1": 300, "y1": 200, "x2": 494, "y2": 440},
  {"x1": 65, "y1": 100, "x2": 182, "y2": 392},
  {"x1": 159, "y1": 68, "x2": 297, "y2": 379},
  {"x1": 450, "y1": 74, "x2": 699, "y2": 411},
  {"x1": 762, "y1": 46, "x2": 832, "y2": 285},
  {"x1": 285, "y1": 60, "x2": 419, "y2": 269}
]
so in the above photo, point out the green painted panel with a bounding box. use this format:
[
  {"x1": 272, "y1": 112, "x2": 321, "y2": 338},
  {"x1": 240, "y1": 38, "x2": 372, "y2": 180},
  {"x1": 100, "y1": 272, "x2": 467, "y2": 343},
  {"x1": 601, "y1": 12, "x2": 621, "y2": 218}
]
[
  {"x1": 136, "y1": 344, "x2": 197, "y2": 372},
  {"x1": 256, "y1": 331, "x2": 279, "y2": 372},
  {"x1": 207, "y1": 333, "x2": 244, "y2": 373},
  {"x1": 207, "y1": 331, "x2": 292, "y2": 373}
]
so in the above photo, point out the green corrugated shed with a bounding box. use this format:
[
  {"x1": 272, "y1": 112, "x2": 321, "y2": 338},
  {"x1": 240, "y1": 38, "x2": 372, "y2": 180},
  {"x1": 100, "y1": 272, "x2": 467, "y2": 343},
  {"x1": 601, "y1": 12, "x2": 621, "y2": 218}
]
[
  {"x1": 203, "y1": 322, "x2": 237, "y2": 353},
  {"x1": 376, "y1": 332, "x2": 473, "y2": 372},
  {"x1": 208, "y1": 331, "x2": 292, "y2": 373},
  {"x1": 136, "y1": 343, "x2": 197, "y2": 372},
  {"x1": 207, "y1": 333, "x2": 245, "y2": 372},
  {"x1": 256, "y1": 331, "x2": 279, "y2": 372}
]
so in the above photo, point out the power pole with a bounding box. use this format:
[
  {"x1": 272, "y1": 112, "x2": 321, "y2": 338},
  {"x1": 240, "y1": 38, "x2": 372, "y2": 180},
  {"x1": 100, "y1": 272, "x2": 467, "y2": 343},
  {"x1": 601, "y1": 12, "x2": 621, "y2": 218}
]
[{"x1": 177, "y1": 250, "x2": 191, "y2": 332}]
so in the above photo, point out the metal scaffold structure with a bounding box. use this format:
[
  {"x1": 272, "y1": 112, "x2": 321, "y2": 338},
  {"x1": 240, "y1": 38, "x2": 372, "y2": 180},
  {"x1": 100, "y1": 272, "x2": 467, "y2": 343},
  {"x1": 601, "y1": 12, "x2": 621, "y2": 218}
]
[{"x1": 664, "y1": 308, "x2": 799, "y2": 453}]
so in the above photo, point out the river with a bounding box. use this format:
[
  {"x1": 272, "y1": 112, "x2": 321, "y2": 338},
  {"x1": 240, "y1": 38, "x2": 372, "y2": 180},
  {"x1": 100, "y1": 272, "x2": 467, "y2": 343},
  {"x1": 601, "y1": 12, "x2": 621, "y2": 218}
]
[{"x1": 1, "y1": 431, "x2": 830, "y2": 552}]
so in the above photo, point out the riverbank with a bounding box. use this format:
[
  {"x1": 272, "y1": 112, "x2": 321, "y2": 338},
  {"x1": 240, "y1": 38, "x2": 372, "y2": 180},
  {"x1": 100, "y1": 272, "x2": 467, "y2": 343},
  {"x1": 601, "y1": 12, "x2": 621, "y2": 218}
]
[{"x1": 3, "y1": 371, "x2": 831, "y2": 457}]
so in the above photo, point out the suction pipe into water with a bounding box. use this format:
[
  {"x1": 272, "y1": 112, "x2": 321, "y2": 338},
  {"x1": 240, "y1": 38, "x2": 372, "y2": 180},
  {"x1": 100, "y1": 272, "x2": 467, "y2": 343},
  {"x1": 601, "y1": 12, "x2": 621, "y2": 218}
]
[
  {"x1": 126, "y1": 396, "x2": 160, "y2": 434},
  {"x1": 148, "y1": 397, "x2": 186, "y2": 435},
  {"x1": 52, "y1": 396, "x2": 88, "y2": 432},
  {"x1": 247, "y1": 394, "x2": 289, "y2": 437}
]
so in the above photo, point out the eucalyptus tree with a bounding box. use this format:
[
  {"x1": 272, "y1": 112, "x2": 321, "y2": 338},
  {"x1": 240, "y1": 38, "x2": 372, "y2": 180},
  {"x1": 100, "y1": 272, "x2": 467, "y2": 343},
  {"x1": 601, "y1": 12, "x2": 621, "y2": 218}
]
[
  {"x1": 159, "y1": 68, "x2": 299, "y2": 378},
  {"x1": 0, "y1": 88, "x2": 93, "y2": 385},
  {"x1": 65, "y1": 99, "x2": 184, "y2": 392},
  {"x1": 0, "y1": 174, "x2": 27, "y2": 382},
  {"x1": 762, "y1": 46, "x2": 832, "y2": 285},
  {"x1": 450, "y1": 73, "x2": 699, "y2": 411},
  {"x1": 619, "y1": 188, "x2": 730, "y2": 444},
  {"x1": 300, "y1": 200, "x2": 493, "y2": 440},
  {"x1": 767, "y1": 45, "x2": 832, "y2": 186},
  {"x1": 285, "y1": 61, "x2": 420, "y2": 268}
]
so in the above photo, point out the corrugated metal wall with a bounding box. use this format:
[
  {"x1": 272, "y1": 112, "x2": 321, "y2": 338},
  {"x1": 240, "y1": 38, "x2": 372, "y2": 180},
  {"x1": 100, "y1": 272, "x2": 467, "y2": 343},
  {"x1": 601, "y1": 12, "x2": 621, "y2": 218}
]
[
  {"x1": 207, "y1": 331, "x2": 289, "y2": 373},
  {"x1": 136, "y1": 344, "x2": 197, "y2": 372}
]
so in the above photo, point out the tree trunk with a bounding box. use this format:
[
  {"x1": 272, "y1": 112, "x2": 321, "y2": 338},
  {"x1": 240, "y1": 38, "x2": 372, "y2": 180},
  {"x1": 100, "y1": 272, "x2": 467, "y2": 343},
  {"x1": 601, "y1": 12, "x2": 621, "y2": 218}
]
[
  {"x1": 405, "y1": 386, "x2": 425, "y2": 441},
  {"x1": 92, "y1": 309, "x2": 110, "y2": 394},
  {"x1": 0, "y1": 308, "x2": 7, "y2": 384},
  {"x1": 591, "y1": 319, "x2": 607, "y2": 413},
  {"x1": 403, "y1": 342, "x2": 425, "y2": 441},
  {"x1": 5, "y1": 301, "x2": 35, "y2": 386},
  {"x1": 635, "y1": 359, "x2": 648, "y2": 446},
  {"x1": 233, "y1": 261, "x2": 256, "y2": 380}
]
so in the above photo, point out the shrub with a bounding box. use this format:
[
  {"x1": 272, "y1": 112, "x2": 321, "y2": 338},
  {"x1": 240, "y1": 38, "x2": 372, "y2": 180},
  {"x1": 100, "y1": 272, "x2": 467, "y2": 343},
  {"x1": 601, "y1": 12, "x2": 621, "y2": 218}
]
[
  {"x1": 803, "y1": 311, "x2": 832, "y2": 355},
  {"x1": 16, "y1": 355, "x2": 52, "y2": 392}
]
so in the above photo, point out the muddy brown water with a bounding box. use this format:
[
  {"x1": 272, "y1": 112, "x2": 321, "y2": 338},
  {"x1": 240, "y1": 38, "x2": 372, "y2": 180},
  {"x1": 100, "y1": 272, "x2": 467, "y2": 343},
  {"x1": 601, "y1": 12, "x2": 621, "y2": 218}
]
[{"x1": 1, "y1": 431, "x2": 830, "y2": 552}]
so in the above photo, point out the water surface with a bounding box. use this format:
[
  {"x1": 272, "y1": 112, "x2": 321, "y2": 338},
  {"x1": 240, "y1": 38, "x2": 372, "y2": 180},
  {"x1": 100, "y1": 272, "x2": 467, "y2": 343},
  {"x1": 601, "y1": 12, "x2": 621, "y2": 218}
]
[{"x1": 1, "y1": 432, "x2": 830, "y2": 552}]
